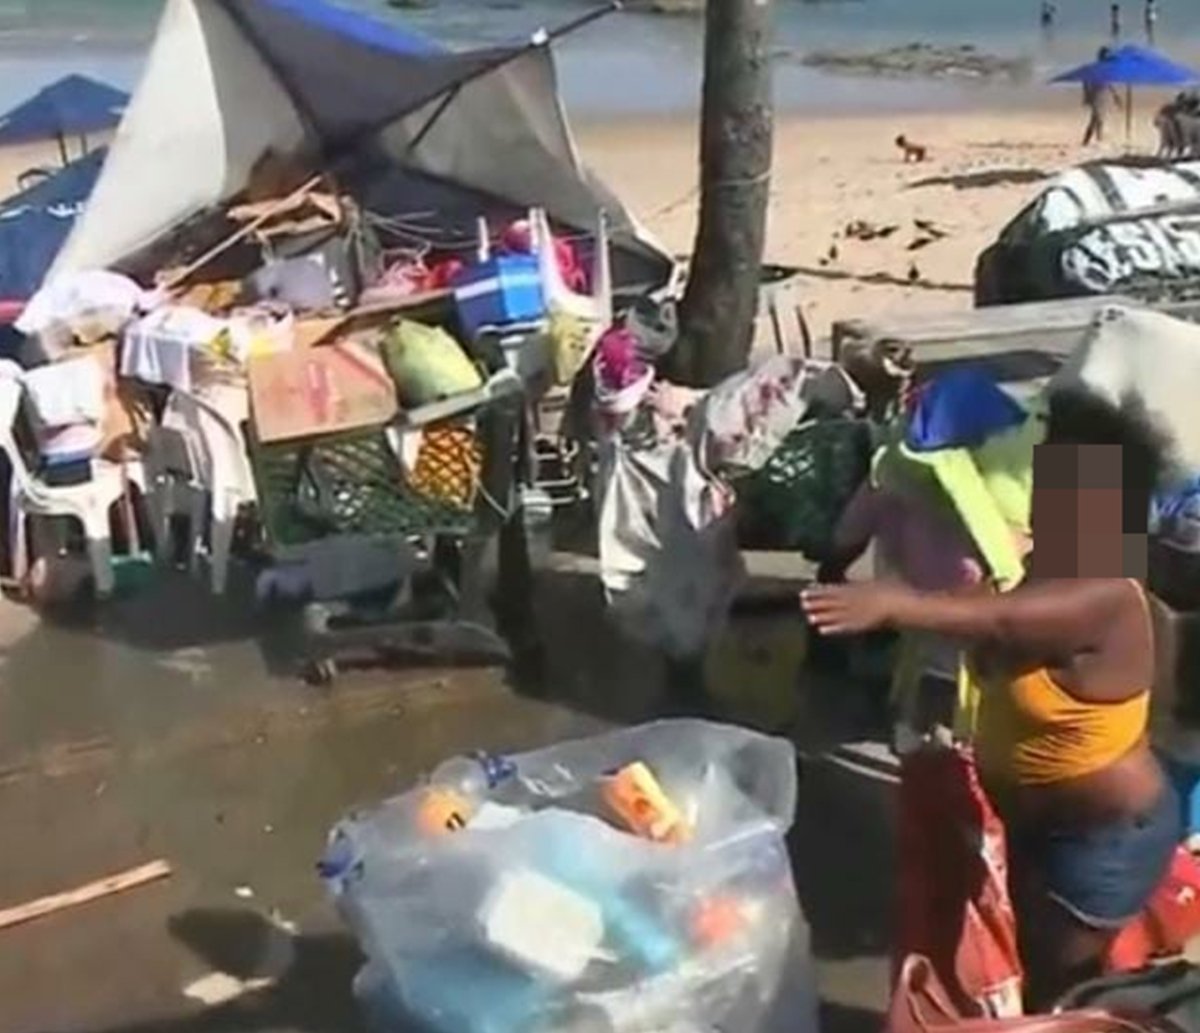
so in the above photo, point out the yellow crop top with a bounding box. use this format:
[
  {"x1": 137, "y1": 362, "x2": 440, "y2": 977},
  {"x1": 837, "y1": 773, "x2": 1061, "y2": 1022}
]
[
  {"x1": 973, "y1": 581, "x2": 1152, "y2": 787},
  {"x1": 974, "y1": 667, "x2": 1149, "y2": 786}
]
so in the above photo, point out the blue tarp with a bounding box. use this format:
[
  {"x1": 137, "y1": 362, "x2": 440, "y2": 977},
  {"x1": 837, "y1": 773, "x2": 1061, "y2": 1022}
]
[
  {"x1": 219, "y1": 0, "x2": 521, "y2": 153},
  {"x1": 906, "y1": 368, "x2": 1028, "y2": 452},
  {"x1": 0, "y1": 148, "x2": 106, "y2": 303},
  {"x1": 0, "y1": 75, "x2": 127, "y2": 146},
  {"x1": 1052, "y1": 44, "x2": 1200, "y2": 86},
  {"x1": 251, "y1": 0, "x2": 442, "y2": 56}
]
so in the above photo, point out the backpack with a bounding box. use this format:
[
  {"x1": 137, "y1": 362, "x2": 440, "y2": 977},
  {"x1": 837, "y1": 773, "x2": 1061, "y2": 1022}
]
[{"x1": 1057, "y1": 962, "x2": 1200, "y2": 1033}]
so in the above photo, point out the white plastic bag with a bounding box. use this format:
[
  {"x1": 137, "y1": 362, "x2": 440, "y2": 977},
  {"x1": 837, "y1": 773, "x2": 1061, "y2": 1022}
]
[
  {"x1": 17, "y1": 270, "x2": 157, "y2": 351},
  {"x1": 322, "y1": 720, "x2": 818, "y2": 1033}
]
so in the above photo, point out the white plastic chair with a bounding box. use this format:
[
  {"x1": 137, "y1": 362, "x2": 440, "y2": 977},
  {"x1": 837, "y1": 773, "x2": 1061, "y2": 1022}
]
[
  {"x1": 0, "y1": 361, "x2": 145, "y2": 599},
  {"x1": 155, "y1": 386, "x2": 257, "y2": 595},
  {"x1": 530, "y1": 205, "x2": 613, "y2": 329}
]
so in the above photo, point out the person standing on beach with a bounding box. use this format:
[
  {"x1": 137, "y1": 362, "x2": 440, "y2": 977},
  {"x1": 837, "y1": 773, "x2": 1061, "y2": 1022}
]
[
  {"x1": 1146, "y1": 0, "x2": 1158, "y2": 44},
  {"x1": 1111, "y1": 1, "x2": 1122, "y2": 39},
  {"x1": 1040, "y1": 1, "x2": 1057, "y2": 32},
  {"x1": 1083, "y1": 49, "x2": 1122, "y2": 146}
]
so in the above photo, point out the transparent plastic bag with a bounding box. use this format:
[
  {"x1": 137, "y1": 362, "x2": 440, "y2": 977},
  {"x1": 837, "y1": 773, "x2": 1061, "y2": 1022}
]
[{"x1": 321, "y1": 719, "x2": 818, "y2": 1033}]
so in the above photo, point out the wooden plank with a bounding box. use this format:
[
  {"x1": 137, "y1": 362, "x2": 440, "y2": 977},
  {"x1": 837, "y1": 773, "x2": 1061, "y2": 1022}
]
[
  {"x1": 0, "y1": 859, "x2": 172, "y2": 931},
  {"x1": 834, "y1": 296, "x2": 1200, "y2": 360},
  {"x1": 293, "y1": 290, "x2": 454, "y2": 350}
]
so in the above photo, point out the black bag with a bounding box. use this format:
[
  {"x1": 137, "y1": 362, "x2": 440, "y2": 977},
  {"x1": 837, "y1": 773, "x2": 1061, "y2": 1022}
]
[{"x1": 1056, "y1": 962, "x2": 1200, "y2": 1033}]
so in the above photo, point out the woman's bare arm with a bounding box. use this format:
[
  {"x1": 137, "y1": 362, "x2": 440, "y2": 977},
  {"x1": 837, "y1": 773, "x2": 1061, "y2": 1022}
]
[{"x1": 802, "y1": 578, "x2": 1129, "y2": 656}]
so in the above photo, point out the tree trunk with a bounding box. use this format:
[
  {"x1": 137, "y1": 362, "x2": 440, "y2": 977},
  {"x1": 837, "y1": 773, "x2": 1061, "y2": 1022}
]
[{"x1": 673, "y1": 0, "x2": 774, "y2": 387}]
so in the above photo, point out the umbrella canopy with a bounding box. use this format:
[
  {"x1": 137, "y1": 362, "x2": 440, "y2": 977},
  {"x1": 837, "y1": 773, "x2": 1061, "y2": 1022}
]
[
  {"x1": 51, "y1": 0, "x2": 671, "y2": 291},
  {"x1": 0, "y1": 74, "x2": 128, "y2": 148},
  {"x1": 1052, "y1": 44, "x2": 1200, "y2": 86}
]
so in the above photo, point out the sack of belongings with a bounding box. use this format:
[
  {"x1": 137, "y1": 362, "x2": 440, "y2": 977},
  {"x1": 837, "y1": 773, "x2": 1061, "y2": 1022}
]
[{"x1": 320, "y1": 719, "x2": 818, "y2": 1033}]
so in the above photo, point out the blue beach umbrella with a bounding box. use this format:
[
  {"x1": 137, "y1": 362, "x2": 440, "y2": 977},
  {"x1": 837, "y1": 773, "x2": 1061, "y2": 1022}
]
[
  {"x1": 0, "y1": 75, "x2": 128, "y2": 164},
  {"x1": 1052, "y1": 45, "x2": 1200, "y2": 143},
  {"x1": 1052, "y1": 44, "x2": 1200, "y2": 87}
]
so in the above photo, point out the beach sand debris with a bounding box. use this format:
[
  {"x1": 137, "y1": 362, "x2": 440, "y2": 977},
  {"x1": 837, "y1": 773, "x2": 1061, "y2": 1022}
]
[
  {"x1": 914, "y1": 218, "x2": 949, "y2": 239},
  {"x1": 183, "y1": 971, "x2": 275, "y2": 1007},
  {"x1": 0, "y1": 859, "x2": 172, "y2": 931},
  {"x1": 845, "y1": 220, "x2": 900, "y2": 242},
  {"x1": 234, "y1": 885, "x2": 255, "y2": 900},
  {"x1": 907, "y1": 262, "x2": 922, "y2": 283}
]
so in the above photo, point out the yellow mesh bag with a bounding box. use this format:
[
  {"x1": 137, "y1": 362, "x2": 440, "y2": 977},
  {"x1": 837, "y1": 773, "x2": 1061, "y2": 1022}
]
[{"x1": 408, "y1": 426, "x2": 482, "y2": 510}]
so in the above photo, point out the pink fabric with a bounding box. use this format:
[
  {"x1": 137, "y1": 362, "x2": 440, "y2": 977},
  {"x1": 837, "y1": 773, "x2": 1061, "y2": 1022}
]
[
  {"x1": 839, "y1": 482, "x2": 983, "y2": 592},
  {"x1": 594, "y1": 326, "x2": 648, "y2": 393},
  {"x1": 501, "y1": 219, "x2": 588, "y2": 293}
]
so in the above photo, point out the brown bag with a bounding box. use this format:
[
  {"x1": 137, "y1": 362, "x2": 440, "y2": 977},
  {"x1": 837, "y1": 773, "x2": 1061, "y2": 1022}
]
[{"x1": 888, "y1": 956, "x2": 1175, "y2": 1033}]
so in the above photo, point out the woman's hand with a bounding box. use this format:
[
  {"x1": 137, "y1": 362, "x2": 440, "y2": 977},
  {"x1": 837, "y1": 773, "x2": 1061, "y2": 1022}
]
[{"x1": 800, "y1": 582, "x2": 914, "y2": 635}]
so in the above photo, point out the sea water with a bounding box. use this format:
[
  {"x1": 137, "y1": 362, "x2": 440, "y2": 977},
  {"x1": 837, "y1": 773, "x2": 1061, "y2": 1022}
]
[{"x1": 1, "y1": 0, "x2": 1199, "y2": 116}]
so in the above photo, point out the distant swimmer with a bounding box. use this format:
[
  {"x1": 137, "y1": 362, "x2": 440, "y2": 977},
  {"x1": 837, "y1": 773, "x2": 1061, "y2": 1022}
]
[{"x1": 1040, "y1": 1, "x2": 1057, "y2": 30}]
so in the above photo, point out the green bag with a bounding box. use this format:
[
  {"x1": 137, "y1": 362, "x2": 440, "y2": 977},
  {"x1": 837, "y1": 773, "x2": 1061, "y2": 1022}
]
[
  {"x1": 735, "y1": 418, "x2": 873, "y2": 561},
  {"x1": 382, "y1": 320, "x2": 483, "y2": 408}
]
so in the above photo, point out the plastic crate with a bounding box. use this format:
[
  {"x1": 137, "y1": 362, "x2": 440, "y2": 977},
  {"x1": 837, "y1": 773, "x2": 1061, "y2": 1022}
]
[
  {"x1": 734, "y1": 417, "x2": 874, "y2": 560},
  {"x1": 249, "y1": 427, "x2": 476, "y2": 548}
]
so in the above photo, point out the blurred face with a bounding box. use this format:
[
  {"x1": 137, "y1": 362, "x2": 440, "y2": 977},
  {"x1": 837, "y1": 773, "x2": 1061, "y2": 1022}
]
[{"x1": 1029, "y1": 442, "x2": 1145, "y2": 578}]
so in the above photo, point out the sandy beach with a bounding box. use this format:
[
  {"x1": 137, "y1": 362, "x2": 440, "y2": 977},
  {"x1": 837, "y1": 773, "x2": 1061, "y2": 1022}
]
[
  {"x1": 0, "y1": 98, "x2": 1169, "y2": 341},
  {"x1": 577, "y1": 100, "x2": 1166, "y2": 338}
]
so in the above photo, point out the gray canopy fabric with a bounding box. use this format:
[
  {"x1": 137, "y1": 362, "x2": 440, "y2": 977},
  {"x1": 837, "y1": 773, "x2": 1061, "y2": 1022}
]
[{"x1": 52, "y1": 0, "x2": 671, "y2": 289}]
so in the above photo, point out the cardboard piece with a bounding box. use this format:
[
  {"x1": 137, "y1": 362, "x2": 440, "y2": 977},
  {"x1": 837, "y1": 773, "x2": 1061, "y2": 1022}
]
[{"x1": 248, "y1": 340, "x2": 398, "y2": 443}]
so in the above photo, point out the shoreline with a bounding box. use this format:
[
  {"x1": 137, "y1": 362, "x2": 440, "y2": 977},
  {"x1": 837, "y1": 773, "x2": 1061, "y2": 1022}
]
[{"x1": 0, "y1": 28, "x2": 1186, "y2": 121}]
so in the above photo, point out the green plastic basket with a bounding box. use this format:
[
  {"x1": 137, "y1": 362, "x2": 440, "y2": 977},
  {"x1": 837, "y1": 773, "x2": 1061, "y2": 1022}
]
[
  {"x1": 249, "y1": 427, "x2": 476, "y2": 548},
  {"x1": 734, "y1": 417, "x2": 873, "y2": 561}
]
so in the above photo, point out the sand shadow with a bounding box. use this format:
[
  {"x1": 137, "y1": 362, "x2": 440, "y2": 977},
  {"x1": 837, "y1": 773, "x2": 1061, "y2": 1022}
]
[
  {"x1": 822, "y1": 1001, "x2": 887, "y2": 1033},
  {"x1": 35, "y1": 907, "x2": 371, "y2": 1033},
  {"x1": 906, "y1": 167, "x2": 1051, "y2": 190},
  {"x1": 795, "y1": 265, "x2": 972, "y2": 293}
]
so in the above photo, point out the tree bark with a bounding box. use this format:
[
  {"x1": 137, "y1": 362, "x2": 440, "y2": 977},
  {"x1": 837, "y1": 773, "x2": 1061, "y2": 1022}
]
[{"x1": 673, "y1": 0, "x2": 774, "y2": 387}]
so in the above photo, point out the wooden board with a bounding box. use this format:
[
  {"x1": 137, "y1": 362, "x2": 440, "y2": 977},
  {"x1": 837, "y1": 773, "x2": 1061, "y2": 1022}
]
[
  {"x1": 248, "y1": 338, "x2": 398, "y2": 443},
  {"x1": 0, "y1": 859, "x2": 171, "y2": 931}
]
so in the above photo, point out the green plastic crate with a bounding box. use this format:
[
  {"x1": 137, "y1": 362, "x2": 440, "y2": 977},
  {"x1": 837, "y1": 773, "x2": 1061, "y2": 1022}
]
[
  {"x1": 249, "y1": 427, "x2": 476, "y2": 548},
  {"x1": 734, "y1": 417, "x2": 873, "y2": 561}
]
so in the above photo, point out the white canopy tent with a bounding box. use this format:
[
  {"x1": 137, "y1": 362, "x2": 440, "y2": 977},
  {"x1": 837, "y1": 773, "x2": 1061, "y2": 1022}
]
[{"x1": 51, "y1": 0, "x2": 672, "y2": 290}]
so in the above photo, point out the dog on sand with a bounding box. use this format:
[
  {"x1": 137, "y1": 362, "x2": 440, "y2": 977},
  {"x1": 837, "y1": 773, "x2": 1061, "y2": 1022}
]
[{"x1": 895, "y1": 134, "x2": 928, "y2": 163}]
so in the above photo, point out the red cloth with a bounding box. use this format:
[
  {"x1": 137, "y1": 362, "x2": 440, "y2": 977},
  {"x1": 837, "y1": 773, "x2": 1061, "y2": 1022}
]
[
  {"x1": 897, "y1": 747, "x2": 1024, "y2": 1018},
  {"x1": 1107, "y1": 846, "x2": 1200, "y2": 971},
  {"x1": 500, "y1": 219, "x2": 588, "y2": 293}
]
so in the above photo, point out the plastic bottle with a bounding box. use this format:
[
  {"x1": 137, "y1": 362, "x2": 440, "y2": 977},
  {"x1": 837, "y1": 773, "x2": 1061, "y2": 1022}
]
[
  {"x1": 430, "y1": 750, "x2": 518, "y2": 798},
  {"x1": 412, "y1": 752, "x2": 522, "y2": 837}
]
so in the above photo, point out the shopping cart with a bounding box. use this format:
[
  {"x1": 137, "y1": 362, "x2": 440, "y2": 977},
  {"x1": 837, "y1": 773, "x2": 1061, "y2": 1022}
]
[{"x1": 247, "y1": 371, "x2": 527, "y2": 684}]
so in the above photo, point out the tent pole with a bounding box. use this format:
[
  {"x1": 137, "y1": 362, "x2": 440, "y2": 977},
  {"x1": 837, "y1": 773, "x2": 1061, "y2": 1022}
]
[
  {"x1": 535, "y1": 1, "x2": 622, "y2": 45},
  {"x1": 55, "y1": 130, "x2": 68, "y2": 167},
  {"x1": 161, "y1": 173, "x2": 323, "y2": 292},
  {"x1": 337, "y1": 1, "x2": 622, "y2": 163}
]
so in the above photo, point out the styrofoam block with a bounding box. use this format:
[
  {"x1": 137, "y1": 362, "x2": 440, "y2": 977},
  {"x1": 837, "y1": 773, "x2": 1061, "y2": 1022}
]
[{"x1": 478, "y1": 868, "x2": 603, "y2": 982}]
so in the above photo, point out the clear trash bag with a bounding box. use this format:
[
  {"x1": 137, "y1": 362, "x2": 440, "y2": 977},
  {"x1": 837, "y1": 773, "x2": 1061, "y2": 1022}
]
[{"x1": 321, "y1": 719, "x2": 818, "y2": 1033}]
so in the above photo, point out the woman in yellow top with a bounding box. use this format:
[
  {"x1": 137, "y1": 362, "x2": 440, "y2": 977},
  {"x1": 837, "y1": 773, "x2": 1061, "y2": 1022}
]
[{"x1": 803, "y1": 433, "x2": 1178, "y2": 1009}]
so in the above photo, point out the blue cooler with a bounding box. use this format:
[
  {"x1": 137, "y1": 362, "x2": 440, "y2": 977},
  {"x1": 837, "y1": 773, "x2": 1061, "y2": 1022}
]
[{"x1": 453, "y1": 254, "x2": 545, "y2": 340}]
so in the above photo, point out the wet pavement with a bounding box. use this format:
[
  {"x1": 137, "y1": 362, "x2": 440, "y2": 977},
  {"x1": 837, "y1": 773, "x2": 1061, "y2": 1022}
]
[{"x1": 0, "y1": 558, "x2": 894, "y2": 1033}]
